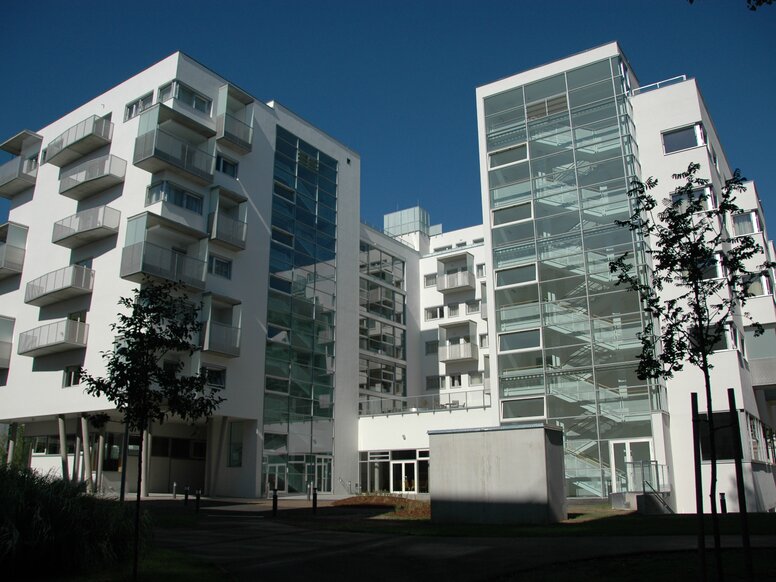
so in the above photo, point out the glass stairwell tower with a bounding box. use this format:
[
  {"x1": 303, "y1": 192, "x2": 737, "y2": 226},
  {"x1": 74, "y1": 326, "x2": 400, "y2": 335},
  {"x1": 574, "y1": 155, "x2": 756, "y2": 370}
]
[{"x1": 478, "y1": 44, "x2": 669, "y2": 498}]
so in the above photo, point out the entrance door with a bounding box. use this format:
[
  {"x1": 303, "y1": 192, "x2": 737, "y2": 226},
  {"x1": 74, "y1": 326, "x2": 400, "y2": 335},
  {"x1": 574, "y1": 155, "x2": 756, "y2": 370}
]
[
  {"x1": 610, "y1": 440, "x2": 653, "y2": 493},
  {"x1": 390, "y1": 461, "x2": 416, "y2": 494},
  {"x1": 314, "y1": 455, "x2": 332, "y2": 493},
  {"x1": 266, "y1": 463, "x2": 287, "y2": 494}
]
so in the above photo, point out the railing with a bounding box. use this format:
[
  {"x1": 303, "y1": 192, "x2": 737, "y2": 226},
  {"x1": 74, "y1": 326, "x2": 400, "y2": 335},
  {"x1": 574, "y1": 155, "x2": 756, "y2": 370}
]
[
  {"x1": 209, "y1": 212, "x2": 247, "y2": 248},
  {"x1": 217, "y1": 113, "x2": 252, "y2": 149},
  {"x1": 359, "y1": 388, "x2": 491, "y2": 416},
  {"x1": 45, "y1": 116, "x2": 113, "y2": 163},
  {"x1": 630, "y1": 75, "x2": 687, "y2": 97},
  {"x1": 25, "y1": 265, "x2": 95, "y2": 305},
  {"x1": 439, "y1": 343, "x2": 478, "y2": 361},
  {"x1": 437, "y1": 270, "x2": 475, "y2": 291},
  {"x1": 134, "y1": 129, "x2": 214, "y2": 182},
  {"x1": 0, "y1": 156, "x2": 37, "y2": 188},
  {"x1": 615, "y1": 460, "x2": 670, "y2": 493},
  {"x1": 59, "y1": 154, "x2": 126, "y2": 194},
  {"x1": 203, "y1": 320, "x2": 241, "y2": 356},
  {"x1": 121, "y1": 241, "x2": 206, "y2": 289},
  {"x1": 18, "y1": 319, "x2": 89, "y2": 356},
  {"x1": 52, "y1": 206, "x2": 121, "y2": 244},
  {"x1": 0, "y1": 242, "x2": 25, "y2": 273}
]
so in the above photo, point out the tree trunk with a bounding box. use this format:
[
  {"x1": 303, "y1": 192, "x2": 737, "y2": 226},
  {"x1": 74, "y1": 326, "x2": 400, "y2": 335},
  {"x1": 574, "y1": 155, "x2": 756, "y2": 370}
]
[{"x1": 701, "y1": 352, "x2": 723, "y2": 581}]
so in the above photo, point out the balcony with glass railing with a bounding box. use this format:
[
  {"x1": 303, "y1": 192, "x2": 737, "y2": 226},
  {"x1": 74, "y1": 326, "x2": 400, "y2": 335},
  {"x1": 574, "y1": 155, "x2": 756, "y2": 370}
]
[
  {"x1": 59, "y1": 155, "x2": 126, "y2": 200},
  {"x1": 208, "y1": 212, "x2": 247, "y2": 250},
  {"x1": 44, "y1": 116, "x2": 113, "y2": 167},
  {"x1": 439, "y1": 342, "x2": 478, "y2": 362},
  {"x1": 201, "y1": 320, "x2": 241, "y2": 357},
  {"x1": 18, "y1": 319, "x2": 89, "y2": 357},
  {"x1": 359, "y1": 388, "x2": 491, "y2": 416},
  {"x1": 134, "y1": 129, "x2": 214, "y2": 185},
  {"x1": 0, "y1": 156, "x2": 37, "y2": 199},
  {"x1": 52, "y1": 206, "x2": 121, "y2": 248},
  {"x1": 120, "y1": 241, "x2": 206, "y2": 290},
  {"x1": 437, "y1": 270, "x2": 476, "y2": 292},
  {"x1": 25, "y1": 265, "x2": 95, "y2": 307},
  {"x1": 0, "y1": 242, "x2": 25, "y2": 279},
  {"x1": 216, "y1": 113, "x2": 253, "y2": 154}
]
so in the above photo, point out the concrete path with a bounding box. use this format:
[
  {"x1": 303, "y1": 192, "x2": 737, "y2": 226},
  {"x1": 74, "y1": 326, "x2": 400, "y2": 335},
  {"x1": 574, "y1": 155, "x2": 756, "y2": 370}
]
[{"x1": 151, "y1": 500, "x2": 776, "y2": 581}]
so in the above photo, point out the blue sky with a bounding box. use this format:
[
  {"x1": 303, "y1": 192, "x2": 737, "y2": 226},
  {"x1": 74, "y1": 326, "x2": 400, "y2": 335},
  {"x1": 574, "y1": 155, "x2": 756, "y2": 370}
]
[{"x1": 1, "y1": 1, "x2": 774, "y2": 231}]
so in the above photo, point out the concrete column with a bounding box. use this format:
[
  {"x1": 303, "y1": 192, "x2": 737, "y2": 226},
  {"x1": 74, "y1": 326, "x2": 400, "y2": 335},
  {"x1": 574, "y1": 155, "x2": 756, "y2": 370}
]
[
  {"x1": 72, "y1": 434, "x2": 82, "y2": 484},
  {"x1": 96, "y1": 432, "x2": 105, "y2": 494},
  {"x1": 140, "y1": 429, "x2": 150, "y2": 497},
  {"x1": 58, "y1": 415, "x2": 69, "y2": 481},
  {"x1": 5, "y1": 423, "x2": 18, "y2": 464},
  {"x1": 80, "y1": 416, "x2": 93, "y2": 493}
]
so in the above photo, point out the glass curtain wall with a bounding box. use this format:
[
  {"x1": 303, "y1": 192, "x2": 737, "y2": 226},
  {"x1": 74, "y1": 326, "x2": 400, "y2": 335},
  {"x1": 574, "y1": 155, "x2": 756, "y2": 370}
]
[
  {"x1": 263, "y1": 126, "x2": 338, "y2": 495},
  {"x1": 484, "y1": 57, "x2": 665, "y2": 497}
]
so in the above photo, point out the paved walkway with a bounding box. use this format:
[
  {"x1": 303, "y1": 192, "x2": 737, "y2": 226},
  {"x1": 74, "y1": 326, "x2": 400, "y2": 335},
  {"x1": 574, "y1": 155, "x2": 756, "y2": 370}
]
[{"x1": 150, "y1": 499, "x2": 776, "y2": 582}]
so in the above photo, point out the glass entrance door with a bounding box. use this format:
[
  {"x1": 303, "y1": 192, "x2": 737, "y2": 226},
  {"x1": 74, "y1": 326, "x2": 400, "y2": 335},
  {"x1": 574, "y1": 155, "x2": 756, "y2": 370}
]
[
  {"x1": 390, "y1": 461, "x2": 416, "y2": 493},
  {"x1": 610, "y1": 439, "x2": 652, "y2": 493},
  {"x1": 314, "y1": 455, "x2": 332, "y2": 493},
  {"x1": 266, "y1": 463, "x2": 287, "y2": 494}
]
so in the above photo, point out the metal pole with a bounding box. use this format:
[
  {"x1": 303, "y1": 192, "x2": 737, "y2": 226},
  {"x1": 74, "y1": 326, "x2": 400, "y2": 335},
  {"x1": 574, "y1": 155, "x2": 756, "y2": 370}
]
[
  {"x1": 691, "y1": 393, "x2": 707, "y2": 582},
  {"x1": 727, "y1": 388, "x2": 753, "y2": 581},
  {"x1": 719, "y1": 493, "x2": 727, "y2": 514}
]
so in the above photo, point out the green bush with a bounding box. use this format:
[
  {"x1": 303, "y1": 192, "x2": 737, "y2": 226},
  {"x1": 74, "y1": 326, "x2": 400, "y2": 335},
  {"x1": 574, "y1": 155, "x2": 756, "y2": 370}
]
[{"x1": 0, "y1": 464, "x2": 149, "y2": 577}]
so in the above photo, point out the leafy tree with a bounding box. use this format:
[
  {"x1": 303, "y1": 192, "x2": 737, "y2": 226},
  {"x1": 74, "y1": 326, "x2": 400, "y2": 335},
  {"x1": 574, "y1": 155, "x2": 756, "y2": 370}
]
[
  {"x1": 610, "y1": 163, "x2": 773, "y2": 575},
  {"x1": 688, "y1": 0, "x2": 773, "y2": 10},
  {"x1": 81, "y1": 280, "x2": 224, "y2": 581}
]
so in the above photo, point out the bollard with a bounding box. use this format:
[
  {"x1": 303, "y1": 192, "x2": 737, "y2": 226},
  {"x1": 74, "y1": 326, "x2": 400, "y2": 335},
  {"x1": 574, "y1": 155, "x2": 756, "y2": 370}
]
[
  {"x1": 720, "y1": 492, "x2": 727, "y2": 514},
  {"x1": 272, "y1": 489, "x2": 278, "y2": 517},
  {"x1": 312, "y1": 487, "x2": 318, "y2": 515},
  {"x1": 172, "y1": 482, "x2": 177, "y2": 499},
  {"x1": 184, "y1": 486, "x2": 190, "y2": 506},
  {"x1": 195, "y1": 489, "x2": 201, "y2": 512}
]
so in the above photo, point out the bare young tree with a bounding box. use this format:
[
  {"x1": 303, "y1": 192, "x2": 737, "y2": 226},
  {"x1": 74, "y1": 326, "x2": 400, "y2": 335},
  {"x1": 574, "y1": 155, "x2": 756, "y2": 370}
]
[
  {"x1": 610, "y1": 162, "x2": 772, "y2": 573},
  {"x1": 81, "y1": 279, "x2": 224, "y2": 581}
]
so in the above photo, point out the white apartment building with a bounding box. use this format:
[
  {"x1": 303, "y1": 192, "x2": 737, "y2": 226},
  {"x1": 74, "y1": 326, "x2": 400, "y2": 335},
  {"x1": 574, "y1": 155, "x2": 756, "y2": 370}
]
[{"x1": 2, "y1": 44, "x2": 775, "y2": 513}]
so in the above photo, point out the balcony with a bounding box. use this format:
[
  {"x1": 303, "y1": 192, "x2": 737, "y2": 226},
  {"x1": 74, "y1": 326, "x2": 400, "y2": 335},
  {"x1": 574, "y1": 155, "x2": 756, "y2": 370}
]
[
  {"x1": 437, "y1": 270, "x2": 476, "y2": 292},
  {"x1": 439, "y1": 342, "x2": 478, "y2": 362},
  {"x1": 18, "y1": 319, "x2": 89, "y2": 357},
  {"x1": 0, "y1": 339, "x2": 10, "y2": 368},
  {"x1": 25, "y1": 265, "x2": 95, "y2": 307},
  {"x1": 208, "y1": 212, "x2": 247, "y2": 250},
  {"x1": 59, "y1": 155, "x2": 126, "y2": 200},
  {"x1": 44, "y1": 116, "x2": 113, "y2": 167},
  {"x1": 52, "y1": 206, "x2": 121, "y2": 248},
  {"x1": 201, "y1": 320, "x2": 241, "y2": 357},
  {"x1": 0, "y1": 156, "x2": 37, "y2": 199},
  {"x1": 134, "y1": 129, "x2": 214, "y2": 185},
  {"x1": 0, "y1": 242, "x2": 25, "y2": 279},
  {"x1": 120, "y1": 241, "x2": 206, "y2": 290},
  {"x1": 216, "y1": 113, "x2": 252, "y2": 154}
]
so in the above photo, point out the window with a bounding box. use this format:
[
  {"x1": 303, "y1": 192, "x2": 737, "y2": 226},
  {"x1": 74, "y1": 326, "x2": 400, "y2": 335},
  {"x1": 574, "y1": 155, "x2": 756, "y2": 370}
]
[
  {"x1": 434, "y1": 245, "x2": 452, "y2": 252},
  {"x1": 733, "y1": 211, "x2": 761, "y2": 237},
  {"x1": 202, "y1": 367, "x2": 226, "y2": 388},
  {"x1": 125, "y1": 92, "x2": 153, "y2": 121},
  {"x1": 147, "y1": 181, "x2": 203, "y2": 215},
  {"x1": 671, "y1": 187, "x2": 715, "y2": 212},
  {"x1": 466, "y1": 300, "x2": 481, "y2": 314},
  {"x1": 496, "y1": 264, "x2": 536, "y2": 287},
  {"x1": 447, "y1": 304, "x2": 459, "y2": 317},
  {"x1": 526, "y1": 94, "x2": 568, "y2": 121},
  {"x1": 473, "y1": 238, "x2": 484, "y2": 244},
  {"x1": 456, "y1": 242, "x2": 467, "y2": 248},
  {"x1": 424, "y1": 273, "x2": 437, "y2": 287},
  {"x1": 499, "y1": 329, "x2": 541, "y2": 352},
  {"x1": 469, "y1": 371, "x2": 483, "y2": 386},
  {"x1": 426, "y1": 375, "x2": 442, "y2": 390},
  {"x1": 746, "y1": 273, "x2": 772, "y2": 297},
  {"x1": 493, "y1": 202, "x2": 531, "y2": 226},
  {"x1": 63, "y1": 366, "x2": 82, "y2": 388},
  {"x1": 449, "y1": 374, "x2": 462, "y2": 388},
  {"x1": 159, "y1": 81, "x2": 212, "y2": 115},
  {"x1": 425, "y1": 340, "x2": 439, "y2": 355},
  {"x1": 208, "y1": 255, "x2": 232, "y2": 279},
  {"x1": 228, "y1": 422, "x2": 243, "y2": 467},
  {"x1": 216, "y1": 155, "x2": 239, "y2": 178},
  {"x1": 479, "y1": 333, "x2": 489, "y2": 348},
  {"x1": 662, "y1": 123, "x2": 705, "y2": 154},
  {"x1": 476, "y1": 263, "x2": 486, "y2": 278},
  {"x1": 502, "y1": 397, "x2": 545, "y2": 420},
  {"x1": 489, "y1": 144, "x2": 528, "y2": 169},
  {"x1": 425, "y1": 306, "x2": 443, "y2": 321}
]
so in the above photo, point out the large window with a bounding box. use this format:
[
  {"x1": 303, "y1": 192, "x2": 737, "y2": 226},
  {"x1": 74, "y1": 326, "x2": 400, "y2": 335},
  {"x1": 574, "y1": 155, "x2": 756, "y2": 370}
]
[
  {"x1": 733, "y1": 211, "x2": 761, "y2": 236},
  {"x1": 216, "y1": 155, "x2": 239, "y2": 178},
  {"x1": 125, "y1": 93, "x2": 153, "y2": 121},
  {"x1": 159, "y1": 80, "x2": 212, "y2": 115},
  {"x1": 360, "y1": 242, "x2": 404, "y2": 288},
  {"x1": 147, "y1": 181, "x2": 203, "y2": 215},
  {"x1": 662, "y1": 123, "x2": 705, "y2": 154},
  {"x1": 208, "y1": 255, "x2": 232, "y2": 280}
]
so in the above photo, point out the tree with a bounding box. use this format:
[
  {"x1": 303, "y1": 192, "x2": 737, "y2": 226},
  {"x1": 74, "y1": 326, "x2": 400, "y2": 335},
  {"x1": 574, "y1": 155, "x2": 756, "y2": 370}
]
[
  {"x1": 81, "y1": 280, "x2": 224, "y2": 581},
  {"x1": 688, "y1": 0, "x2": 773, "y2": 11},
  {"x1": 609, "y1": 163, "x2": 772, "y2": 577}
]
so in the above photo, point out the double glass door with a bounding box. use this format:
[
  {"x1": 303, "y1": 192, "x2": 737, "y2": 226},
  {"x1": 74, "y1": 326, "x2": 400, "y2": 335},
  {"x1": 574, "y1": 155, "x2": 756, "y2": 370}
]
[{"x1": 610, "y1": 439, "x2": 652, "y2": 493}]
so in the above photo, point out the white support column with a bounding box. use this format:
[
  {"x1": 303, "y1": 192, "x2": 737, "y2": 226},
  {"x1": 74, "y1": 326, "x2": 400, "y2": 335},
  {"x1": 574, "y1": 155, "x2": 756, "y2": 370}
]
[
  {"x1": 5, "y1": 423, "x2": 17, "y2": 464},
  {"x1": 72, "y1": 433, "x2": 82, "y2": 484},
  {"x1": 58, "y1": 415, "x2": 69, "y2": 481},
  {"x1": 140, "y1": 429, "x2": 150, "y2": 497},
  {"x1": 96, "y1": 431, "x2": 105, "y2": 494},
  {"x1": 80, "y1": 416, "x2": 93, "y2": 493}
]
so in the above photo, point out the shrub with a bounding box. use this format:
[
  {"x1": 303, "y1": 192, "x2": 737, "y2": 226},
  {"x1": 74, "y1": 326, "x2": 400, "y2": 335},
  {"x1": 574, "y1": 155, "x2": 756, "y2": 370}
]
[{"x1": 0, "y1": 464, "x2": 149, "y2": 577}]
